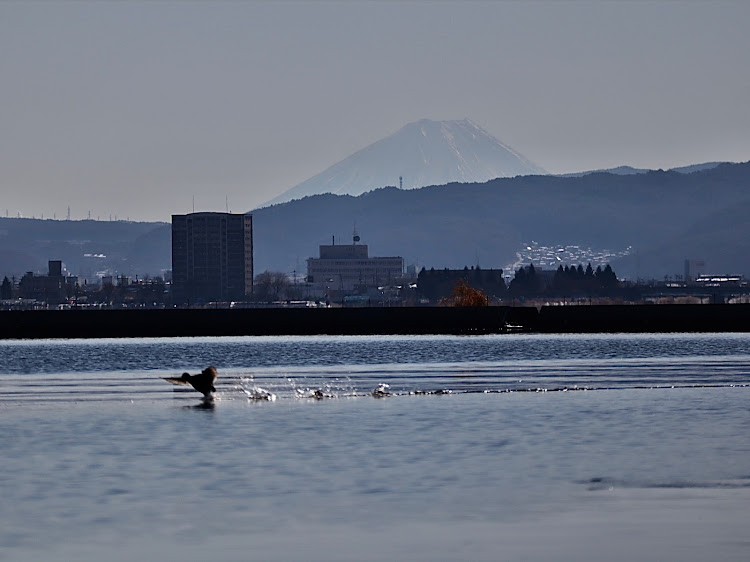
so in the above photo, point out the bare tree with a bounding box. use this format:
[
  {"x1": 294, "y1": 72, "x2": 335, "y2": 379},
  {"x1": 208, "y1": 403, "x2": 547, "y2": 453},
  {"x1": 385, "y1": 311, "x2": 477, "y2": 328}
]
[{"x1": 253, "y1": 271, "x2": 291, "y2": 302}]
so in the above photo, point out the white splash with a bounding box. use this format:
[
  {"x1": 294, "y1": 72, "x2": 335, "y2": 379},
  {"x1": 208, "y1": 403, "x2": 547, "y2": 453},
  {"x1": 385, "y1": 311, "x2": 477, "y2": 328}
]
[{"x1": 371, "y1": 383, "x2": 392, "y2": 398}]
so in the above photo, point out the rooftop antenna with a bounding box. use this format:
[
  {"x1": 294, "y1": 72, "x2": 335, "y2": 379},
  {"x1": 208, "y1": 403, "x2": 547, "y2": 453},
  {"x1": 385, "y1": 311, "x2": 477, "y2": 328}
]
[
  {"x1": 67, "y1": 206, "x2": 70, "y2": 221},
  {"x1": 399, "y1": 176, "x2": 403, "y2": 190},
  {"x1": 225, "y1": 196, "x2": 229, "y2": 213},
  {"x1": 353, "y1": 223, "x2": 360, "y2": 245},
  {"x1": 192, "y1": 196, "x2": 195, "y2": 213}
]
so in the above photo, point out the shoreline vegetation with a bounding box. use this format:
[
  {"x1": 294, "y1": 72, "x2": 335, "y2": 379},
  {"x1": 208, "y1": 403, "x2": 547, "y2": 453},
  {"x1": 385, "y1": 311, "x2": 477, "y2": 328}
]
[{"x1": 2, "y1": 303, "x2": 750, "y2": 339}]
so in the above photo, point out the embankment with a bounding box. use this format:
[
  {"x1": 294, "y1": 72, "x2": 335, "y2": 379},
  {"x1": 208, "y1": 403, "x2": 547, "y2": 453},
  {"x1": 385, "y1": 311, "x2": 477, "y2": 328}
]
[{"x1": 1, "y1": 304, "x2": 749, "y2": 339}]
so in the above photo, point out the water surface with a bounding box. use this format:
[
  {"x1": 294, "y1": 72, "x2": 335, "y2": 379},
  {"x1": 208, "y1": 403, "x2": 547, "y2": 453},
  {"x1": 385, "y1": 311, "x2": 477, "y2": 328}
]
[{"x1": 1, "y1": 334, "x2": 749, "y2": 561}]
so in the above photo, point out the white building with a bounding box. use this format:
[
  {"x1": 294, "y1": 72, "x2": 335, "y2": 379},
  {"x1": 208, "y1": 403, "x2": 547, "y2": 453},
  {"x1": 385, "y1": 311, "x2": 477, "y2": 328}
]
[{"x1": 306, "y1": 235, "x2": 403, "y2": 295}]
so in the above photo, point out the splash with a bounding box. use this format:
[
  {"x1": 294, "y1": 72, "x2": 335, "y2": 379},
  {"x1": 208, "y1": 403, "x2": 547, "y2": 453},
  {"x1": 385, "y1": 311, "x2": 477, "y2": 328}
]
[
  {"x1": 239, "y1": 377, "x2": 277, "y2": 401},
  {"x1": 295, "y1": 388, "x2": 335, "y2": 400},
  {"x1": 371, "y1": 383, "x2": 392, "y2": 398}
]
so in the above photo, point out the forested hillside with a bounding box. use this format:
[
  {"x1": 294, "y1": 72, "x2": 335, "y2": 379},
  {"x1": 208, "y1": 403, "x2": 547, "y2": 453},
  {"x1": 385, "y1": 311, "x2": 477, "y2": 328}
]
[{"x1": 2, "y1": 161, "x2": 749, "y2": 282}]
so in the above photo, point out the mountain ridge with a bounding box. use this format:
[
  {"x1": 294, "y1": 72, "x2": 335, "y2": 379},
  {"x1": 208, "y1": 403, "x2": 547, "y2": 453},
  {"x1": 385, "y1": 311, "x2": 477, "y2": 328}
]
[
  {"x1": 2, "y1": 161, "x2": 750, "y2": 283},
  {"x1": 560, "y1": 161, "x2": 728, "y2": 178},
  {"x1": 263, "y1": 119, "x2": 545, "y2": 206},
  {"x1": 253, "y1": 161, "x2": 750, "y2": 280}
]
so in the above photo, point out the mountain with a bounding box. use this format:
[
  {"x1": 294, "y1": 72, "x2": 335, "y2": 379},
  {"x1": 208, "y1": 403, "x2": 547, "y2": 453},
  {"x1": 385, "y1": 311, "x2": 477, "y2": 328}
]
[
  {"x1": 251, "y1": 161, "x2": 750, "y2": 281},
  {"x1": 559, "y1": 165, "x2": 651, "y2": 178},
  {"x1": 561, "y1": 161, "x2": 727, "y2": 178},
  {"x1": 3, "y1": 161, "x2": 750, "y2": 284},
  {"x1": 263, "y1": 119, "x2": 546, "y2": 205},
  {"x1": 670, "y1": 162, "x2": 727, "y2": 174},
  {"x1": 0, "y1": 218, "x2": 169, "y2": 281}
]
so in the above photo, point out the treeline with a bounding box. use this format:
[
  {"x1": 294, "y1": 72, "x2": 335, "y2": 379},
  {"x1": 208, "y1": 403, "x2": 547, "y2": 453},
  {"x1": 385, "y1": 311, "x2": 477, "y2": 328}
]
[
  {"x1": 508, "y1": 263, "x2": 620, "y2": 298},
  {"x1": 418, "y1": 263, "x2": 621, "y2": 303}
]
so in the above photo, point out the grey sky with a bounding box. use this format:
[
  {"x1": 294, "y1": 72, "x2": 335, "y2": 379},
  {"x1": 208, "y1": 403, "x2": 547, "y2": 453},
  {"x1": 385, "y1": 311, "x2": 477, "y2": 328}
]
[{"x1": 1, "y1": 0, "x2": 748, "y2": 223}]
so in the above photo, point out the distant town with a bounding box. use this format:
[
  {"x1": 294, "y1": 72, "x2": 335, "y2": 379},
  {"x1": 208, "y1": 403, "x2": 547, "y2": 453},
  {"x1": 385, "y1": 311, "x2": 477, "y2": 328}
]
[{"x1": 2, "y1": 210, "x2": 749, "y2": 311}]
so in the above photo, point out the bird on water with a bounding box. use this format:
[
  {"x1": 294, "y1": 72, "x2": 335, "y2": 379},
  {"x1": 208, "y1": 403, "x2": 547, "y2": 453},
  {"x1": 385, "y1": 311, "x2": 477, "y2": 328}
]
[{"x1": 164, "y1": 366, "x2": 218, "y2": 398}]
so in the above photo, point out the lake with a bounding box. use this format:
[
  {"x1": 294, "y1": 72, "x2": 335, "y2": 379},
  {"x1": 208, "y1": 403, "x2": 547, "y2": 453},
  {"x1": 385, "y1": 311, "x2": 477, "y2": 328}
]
[{"x1": 1, "y1": 333, "x2": 749, "y2": 561}]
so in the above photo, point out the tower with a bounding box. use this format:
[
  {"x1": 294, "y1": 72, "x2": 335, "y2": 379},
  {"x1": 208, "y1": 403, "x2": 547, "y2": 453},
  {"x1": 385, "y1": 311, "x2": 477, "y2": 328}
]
[{"x1": 171, "y1": 212, "x2": 253, "y2": 304}]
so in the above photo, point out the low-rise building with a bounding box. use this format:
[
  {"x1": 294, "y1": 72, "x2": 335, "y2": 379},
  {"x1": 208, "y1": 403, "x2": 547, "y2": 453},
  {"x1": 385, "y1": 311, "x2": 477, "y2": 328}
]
[
  {"x1": 306, "y1": 235, "x2": 403, "y2": 298},
  {"x1": 17, "y1": 260, "x2": 72, "y2": 304}
]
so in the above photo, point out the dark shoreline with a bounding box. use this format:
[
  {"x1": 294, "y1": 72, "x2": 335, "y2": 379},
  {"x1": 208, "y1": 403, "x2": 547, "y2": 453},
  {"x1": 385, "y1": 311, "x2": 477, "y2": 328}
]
[{"x1": 2, "y1": 304, "x2": 750, "y2": 339}]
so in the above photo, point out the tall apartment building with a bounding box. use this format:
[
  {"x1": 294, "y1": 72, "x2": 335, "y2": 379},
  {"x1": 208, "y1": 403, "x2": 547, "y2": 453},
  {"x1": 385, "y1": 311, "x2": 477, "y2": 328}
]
[{"x1": 171, "y1": 212, "x2": 253, "y2": 304}]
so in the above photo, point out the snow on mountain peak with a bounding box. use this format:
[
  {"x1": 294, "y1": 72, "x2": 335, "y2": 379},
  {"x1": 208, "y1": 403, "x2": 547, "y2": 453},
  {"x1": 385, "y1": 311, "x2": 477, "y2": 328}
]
[{"x1": 263, "y1": 119, "x2": 545, "y2": 206}]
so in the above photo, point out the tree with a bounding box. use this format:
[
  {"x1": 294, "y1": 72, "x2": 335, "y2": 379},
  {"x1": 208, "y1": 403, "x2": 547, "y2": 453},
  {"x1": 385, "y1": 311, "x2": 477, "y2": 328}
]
[
  {"x1": 440, "y1": 279, "x2": 489, "y2": 307},
  {"x1": 1, "y1": 276, "x2": 12, "y2": 299},
  {"x1": 509, "y1": 263, "x2": 540, "y2": 297},
  {"x1": 254, "y1": 271, "x2": 291, "y2": 302},
  {"x1": 597, "y1": 264, "x2": 619, "y2": 288}
]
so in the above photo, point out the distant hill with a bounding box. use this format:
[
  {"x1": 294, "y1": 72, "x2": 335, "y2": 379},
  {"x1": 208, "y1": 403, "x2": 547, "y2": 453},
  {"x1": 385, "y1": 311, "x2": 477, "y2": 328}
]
[
  {"x1": 559, "y1": 165, "x2": 651, "y2": 177},
  {"x1": 612, "y1": 196, "x2": 750, "y2": 279},
  {"x1": 264, "y1": 119, "x2": 545, "y2": 205},
  {"x1": 560, "y1": 161, "x2": 727, "y2": 178},
  {"x1": 670, "y1": 162, "x2": 727, "y2": 174},
  {"x1": 3, "y1": 161, "x2": 750, "y2": 283},
  {"x1": 252, "y1": 161, "x2": 750, "y2": 281},
  {"x1": 0, "y1": 218, "x2": 169, "y2": 281}
]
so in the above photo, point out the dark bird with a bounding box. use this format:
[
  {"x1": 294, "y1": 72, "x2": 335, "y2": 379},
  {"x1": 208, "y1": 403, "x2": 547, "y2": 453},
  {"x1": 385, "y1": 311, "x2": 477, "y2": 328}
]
[{"x1": 164, "y1": 366, "x2": 218, "y2": 398}]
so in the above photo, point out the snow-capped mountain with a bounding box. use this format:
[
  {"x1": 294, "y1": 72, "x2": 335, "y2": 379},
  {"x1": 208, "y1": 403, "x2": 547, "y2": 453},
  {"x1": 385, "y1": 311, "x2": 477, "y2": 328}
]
[{"x1": 263, "y1": 119, "x2": 545, "y2": 206}]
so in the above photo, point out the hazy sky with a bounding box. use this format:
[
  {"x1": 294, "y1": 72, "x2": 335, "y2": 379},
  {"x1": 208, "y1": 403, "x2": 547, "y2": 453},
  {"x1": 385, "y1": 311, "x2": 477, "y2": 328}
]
[{"x1": 2, "y1": 1, "x2": 749, "y2": 223}]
